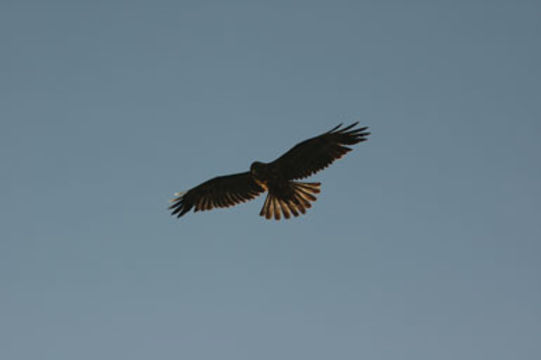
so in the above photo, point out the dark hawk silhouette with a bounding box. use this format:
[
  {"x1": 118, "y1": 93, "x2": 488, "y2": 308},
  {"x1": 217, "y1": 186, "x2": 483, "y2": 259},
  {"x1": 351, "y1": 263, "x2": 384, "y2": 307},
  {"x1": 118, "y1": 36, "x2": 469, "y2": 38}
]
[{"x1": 169, "y1": 122, "x2": 370, "y2": 220}]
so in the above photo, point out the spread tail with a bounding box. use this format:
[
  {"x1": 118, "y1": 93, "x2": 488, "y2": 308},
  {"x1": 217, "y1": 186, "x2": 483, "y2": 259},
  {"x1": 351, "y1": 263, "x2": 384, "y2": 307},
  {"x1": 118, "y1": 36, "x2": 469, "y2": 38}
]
[{"x1": 259, "y1": 182, "x2": 321, "y2": 220}]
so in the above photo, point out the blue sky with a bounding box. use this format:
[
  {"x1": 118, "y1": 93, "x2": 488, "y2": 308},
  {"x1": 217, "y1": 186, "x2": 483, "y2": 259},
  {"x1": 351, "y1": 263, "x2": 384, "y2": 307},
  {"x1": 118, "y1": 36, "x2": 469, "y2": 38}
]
[{"x1": 1, "y1": 1, "x2": 540, "y2": 359}]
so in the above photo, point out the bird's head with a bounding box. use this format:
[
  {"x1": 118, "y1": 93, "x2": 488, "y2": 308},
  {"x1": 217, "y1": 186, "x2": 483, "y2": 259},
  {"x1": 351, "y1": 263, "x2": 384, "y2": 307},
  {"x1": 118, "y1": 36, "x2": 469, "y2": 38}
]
[{"x1": 250, "y1": 161, "x2": 266, "y2": 179}]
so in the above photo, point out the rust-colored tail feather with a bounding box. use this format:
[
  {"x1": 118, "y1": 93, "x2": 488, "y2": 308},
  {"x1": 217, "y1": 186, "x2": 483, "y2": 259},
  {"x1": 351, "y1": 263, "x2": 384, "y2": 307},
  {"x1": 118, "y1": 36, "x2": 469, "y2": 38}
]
[{"x1": 259, "y1": 182, "x2": 321, "y2": 220}]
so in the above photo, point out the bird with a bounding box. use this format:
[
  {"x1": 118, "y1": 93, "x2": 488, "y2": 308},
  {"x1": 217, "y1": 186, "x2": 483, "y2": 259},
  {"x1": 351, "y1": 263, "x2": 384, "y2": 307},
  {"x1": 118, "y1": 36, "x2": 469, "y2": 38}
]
[{"x1": 169, "y1": 122, "x2": 370, "y2": 220}]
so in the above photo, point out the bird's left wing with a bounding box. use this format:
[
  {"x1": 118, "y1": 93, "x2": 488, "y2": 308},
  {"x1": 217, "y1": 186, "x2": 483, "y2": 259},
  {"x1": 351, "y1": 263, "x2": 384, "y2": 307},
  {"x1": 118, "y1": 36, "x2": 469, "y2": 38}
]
[
  {"x1": 169, "y1": 172, "x2": 265, "y2": 218},
  {"x1": 269, "y1": 122, "x2": 370, "y2": 180}
]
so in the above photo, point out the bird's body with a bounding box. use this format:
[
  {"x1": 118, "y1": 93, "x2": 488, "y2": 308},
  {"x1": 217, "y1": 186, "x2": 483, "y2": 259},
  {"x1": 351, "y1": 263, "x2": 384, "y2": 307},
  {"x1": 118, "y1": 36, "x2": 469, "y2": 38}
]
[
  {"x1": 169, "y1": 122, "x2": 370, "y2": 220},
  {"x1": 249, "y1": 160, "x2": 321, "y2": 220}
]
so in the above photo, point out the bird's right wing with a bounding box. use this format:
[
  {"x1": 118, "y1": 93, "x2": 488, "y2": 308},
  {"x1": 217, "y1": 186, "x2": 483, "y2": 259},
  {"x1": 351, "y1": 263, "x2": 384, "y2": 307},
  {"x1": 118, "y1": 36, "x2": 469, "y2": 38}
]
[{"x1": 169, "y1": 172, "x2": 265, "y2": 218}]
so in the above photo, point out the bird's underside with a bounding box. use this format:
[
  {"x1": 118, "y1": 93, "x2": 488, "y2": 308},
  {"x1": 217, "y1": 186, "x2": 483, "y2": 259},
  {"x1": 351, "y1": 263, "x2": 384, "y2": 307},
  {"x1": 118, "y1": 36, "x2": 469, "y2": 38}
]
[{"x1": 169, "y1": 122, "x2": 370, "y2": 220}]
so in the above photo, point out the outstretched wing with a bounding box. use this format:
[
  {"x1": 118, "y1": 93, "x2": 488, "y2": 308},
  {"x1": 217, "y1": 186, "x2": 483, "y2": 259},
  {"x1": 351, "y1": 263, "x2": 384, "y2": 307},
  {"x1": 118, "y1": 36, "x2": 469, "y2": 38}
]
[
  {"x1": 169, "y1": 172, "x2": 265, "y2": 218},
  {"x1": 270, "y1": 122, "x2": 370, "y2": 180}
]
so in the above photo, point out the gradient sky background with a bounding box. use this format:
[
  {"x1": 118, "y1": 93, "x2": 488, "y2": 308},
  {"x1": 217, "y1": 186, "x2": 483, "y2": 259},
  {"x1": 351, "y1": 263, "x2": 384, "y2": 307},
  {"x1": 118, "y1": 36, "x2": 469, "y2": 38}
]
[{"x1": 2, "y1": 1, "x2": 540, "y2": 359}]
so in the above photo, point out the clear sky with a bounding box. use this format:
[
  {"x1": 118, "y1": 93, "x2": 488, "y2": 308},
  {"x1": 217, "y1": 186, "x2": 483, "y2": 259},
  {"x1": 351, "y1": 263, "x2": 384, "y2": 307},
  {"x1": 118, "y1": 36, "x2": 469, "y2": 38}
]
[{"x1": 2, "y1": 1, "x2": 540, "y2": 359}]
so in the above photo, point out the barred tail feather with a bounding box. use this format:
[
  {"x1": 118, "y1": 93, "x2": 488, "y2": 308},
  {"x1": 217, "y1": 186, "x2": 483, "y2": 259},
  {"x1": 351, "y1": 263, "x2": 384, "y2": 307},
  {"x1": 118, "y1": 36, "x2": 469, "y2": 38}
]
[{"x1": 259, "y1": 182, "x2": 321, "y2": 220}]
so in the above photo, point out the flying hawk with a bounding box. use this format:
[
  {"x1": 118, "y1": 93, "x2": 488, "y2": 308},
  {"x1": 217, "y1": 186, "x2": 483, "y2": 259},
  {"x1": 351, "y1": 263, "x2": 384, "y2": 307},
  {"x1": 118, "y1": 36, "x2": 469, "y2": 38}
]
[{"x1": 170, "y1": 122, "x2": 370, "y2": 220}]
